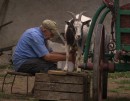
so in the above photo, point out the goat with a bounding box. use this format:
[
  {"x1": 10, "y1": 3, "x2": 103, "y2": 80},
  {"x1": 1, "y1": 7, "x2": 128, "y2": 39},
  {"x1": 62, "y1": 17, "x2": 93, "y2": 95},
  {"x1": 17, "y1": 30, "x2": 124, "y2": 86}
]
[{"x1": 63, "y1": 11, "x2": 93, "y2": 72}]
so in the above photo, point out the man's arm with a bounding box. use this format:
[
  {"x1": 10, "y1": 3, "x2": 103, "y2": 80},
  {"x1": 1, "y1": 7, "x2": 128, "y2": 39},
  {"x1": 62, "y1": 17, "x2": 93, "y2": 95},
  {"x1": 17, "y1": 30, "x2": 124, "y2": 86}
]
[
  {"x1": 51, "y1": 52, "x2": 66, "y2": 55},
  {"x1": 42, "y1": 53, "x2": 72, "y2": 62}
]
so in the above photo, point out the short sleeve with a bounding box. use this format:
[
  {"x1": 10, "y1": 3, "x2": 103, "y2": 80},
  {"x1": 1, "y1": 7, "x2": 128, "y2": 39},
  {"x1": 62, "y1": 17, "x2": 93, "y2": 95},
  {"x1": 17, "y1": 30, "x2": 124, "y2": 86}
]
[{"x1": 28, "y1": 31, "x2": 49, "y2": 57}]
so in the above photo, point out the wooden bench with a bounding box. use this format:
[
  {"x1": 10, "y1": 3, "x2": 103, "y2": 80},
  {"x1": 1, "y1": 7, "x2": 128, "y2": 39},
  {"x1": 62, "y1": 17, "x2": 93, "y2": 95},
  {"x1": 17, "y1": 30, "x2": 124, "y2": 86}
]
[
  {"x1": 1, "y1": 70, "x2": 33, "y2": 95},
  {"x1": 34, "y1": 70, "x2": 91, "y2": 101}
]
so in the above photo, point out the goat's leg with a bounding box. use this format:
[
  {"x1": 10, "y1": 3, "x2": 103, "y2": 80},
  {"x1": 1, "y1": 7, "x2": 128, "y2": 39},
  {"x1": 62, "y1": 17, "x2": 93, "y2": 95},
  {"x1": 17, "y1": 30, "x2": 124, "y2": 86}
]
[
  {"x1": 63, "y1": 43, "x2": 69, "y2": 71},
  {"x1": 75, "y1": 48, "x2": 82, "y2": 72}
]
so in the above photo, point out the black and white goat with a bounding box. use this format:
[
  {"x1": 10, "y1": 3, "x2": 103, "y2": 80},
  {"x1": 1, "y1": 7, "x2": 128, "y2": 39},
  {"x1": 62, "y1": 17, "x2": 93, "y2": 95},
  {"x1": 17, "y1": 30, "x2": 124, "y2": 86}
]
[{"x1": 63, "y1": 11, "x2": 93, "y2": 72}]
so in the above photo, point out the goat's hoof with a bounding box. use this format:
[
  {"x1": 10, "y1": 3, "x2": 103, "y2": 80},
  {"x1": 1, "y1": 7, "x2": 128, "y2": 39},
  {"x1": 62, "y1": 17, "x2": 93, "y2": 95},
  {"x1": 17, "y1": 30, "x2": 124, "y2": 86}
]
[{"x1": 63, "y1": 68, "x2": 68, "y2": 71}]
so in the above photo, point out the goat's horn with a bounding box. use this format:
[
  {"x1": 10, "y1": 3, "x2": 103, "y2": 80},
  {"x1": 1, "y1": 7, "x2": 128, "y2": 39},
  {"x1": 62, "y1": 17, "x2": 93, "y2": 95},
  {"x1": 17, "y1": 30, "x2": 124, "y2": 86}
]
[
  {"x1": 78, "y1": 11, "x2": 86, "y2": 20},
  {"x1": 67, "y1": 11, "x2": 76, "y2": 20}
]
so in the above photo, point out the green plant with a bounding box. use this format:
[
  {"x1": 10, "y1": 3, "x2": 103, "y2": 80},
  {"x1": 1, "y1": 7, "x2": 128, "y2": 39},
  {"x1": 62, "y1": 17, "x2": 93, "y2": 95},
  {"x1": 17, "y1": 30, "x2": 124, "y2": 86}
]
[{"x1": 108, "y1": 71, "x2": 130, "y2": 79}]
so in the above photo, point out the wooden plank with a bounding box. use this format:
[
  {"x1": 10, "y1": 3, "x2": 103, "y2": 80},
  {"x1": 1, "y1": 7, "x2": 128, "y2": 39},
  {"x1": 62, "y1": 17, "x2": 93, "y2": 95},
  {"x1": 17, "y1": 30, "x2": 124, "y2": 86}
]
[
  {"x1": 35, "y1": 73, "x2": 84, "y2": 84},
  {"x1": 7, "y1": 71, "x2": 32, "y2": 76},
  {"x1": 34, "y1": 72, "x2": 91, "y2": 101},
  {"x1": 48, "y1": 70, "x2": 89, "y2": 76},
  {"x1": 34, "y1": 90, "x2": 84, "y2": 101},
  {"x1": 83, "y1": 74, "x2": 91, "y2": 101},
  {"x1": 48, "y1": 70, "x2": 67, "y2": 75},
  {"x1": 34, "y1": 82, "x2": 83, "y2": 93}
]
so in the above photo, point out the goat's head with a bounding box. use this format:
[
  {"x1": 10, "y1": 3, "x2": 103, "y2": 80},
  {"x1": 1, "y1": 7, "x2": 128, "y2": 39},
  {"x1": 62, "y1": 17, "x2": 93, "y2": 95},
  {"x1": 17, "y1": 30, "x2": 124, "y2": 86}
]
[
  {"x1": 65, "y1": 20, "x2": 76, "y2": 46},
  {"x1": 67, "y1": 11, "x2": 91, "y2": 40}
]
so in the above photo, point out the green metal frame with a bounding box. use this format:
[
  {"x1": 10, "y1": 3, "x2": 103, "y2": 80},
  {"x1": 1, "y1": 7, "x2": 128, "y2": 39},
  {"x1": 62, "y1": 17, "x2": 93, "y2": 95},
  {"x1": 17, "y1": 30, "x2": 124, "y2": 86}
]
[
  {"x1": 114, "y1": 0, "x2": 130, "y2": 72},
  {"x1": 84, "y1": 3, "x2": 107, "y2": 62},
  {"x1": 83, "y1": 0, "x2": 130, "y2": 72},
  {"x1": 115, "y1": 0, "x2": 130, "y2": 51}
]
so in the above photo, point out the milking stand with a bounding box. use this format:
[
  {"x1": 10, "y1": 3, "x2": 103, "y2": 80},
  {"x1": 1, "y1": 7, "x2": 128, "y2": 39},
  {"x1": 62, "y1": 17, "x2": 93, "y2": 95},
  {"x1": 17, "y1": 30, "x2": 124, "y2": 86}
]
[{"x1": 81, "y1": 0, "x2": 130, "y2": 101}]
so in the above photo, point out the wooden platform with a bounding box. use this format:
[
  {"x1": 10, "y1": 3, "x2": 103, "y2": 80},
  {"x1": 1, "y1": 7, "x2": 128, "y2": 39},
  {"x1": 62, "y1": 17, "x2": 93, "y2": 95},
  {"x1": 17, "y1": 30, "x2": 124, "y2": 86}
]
[{"x1": 33, "y1": 70, "x2": 91, "y2": 101}]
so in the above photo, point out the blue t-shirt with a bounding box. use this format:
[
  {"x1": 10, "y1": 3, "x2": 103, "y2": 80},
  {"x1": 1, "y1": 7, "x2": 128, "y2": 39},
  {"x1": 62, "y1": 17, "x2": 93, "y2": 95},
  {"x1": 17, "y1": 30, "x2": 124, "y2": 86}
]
[{"x1": 12, "y1": 27, "x2": 51, "y2": 71}]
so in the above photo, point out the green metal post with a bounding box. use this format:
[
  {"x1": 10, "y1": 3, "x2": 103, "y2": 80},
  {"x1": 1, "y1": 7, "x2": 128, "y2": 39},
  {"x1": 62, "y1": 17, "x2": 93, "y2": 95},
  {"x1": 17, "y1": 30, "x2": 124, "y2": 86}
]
[
  {"x1": 115, "y1": 0, "x2": 120, "y2": 50},
  {"x1": 98, "y1": 8, "x2": 110, "y2": 24},
  {"x1": 84, "y1": 3, "x2": 106, "y2": 62}
]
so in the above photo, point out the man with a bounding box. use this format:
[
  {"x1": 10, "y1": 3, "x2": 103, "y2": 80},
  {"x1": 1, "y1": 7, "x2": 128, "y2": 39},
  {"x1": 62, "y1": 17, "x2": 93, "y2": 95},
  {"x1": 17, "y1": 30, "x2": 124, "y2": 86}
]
[{"x1": 12, "y1": 19, "x2": 73, "y2": 75}]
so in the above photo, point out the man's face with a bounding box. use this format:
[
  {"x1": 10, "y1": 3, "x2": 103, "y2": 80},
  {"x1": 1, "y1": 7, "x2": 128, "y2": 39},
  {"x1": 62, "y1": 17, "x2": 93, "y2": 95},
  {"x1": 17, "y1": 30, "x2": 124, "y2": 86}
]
[{"x1": 42, "y1": 28, "x2": 54, "y2": 39}]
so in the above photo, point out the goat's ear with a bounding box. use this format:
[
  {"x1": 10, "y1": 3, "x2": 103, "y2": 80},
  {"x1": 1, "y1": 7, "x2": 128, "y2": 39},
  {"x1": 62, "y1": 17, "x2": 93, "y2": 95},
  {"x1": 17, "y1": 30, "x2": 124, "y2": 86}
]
[
  {"x1": 70, "y1": 19, "x2": 74, "y2": 24},
  {"x1": 82, "y1": 20, "x2": 91, "y2": 27},
  {"x1": 65, "y1": 21, "x2": 72, "y2": 26},
  {"x1": 65, "y1": 21, "x2": 70, "y2": 25}
]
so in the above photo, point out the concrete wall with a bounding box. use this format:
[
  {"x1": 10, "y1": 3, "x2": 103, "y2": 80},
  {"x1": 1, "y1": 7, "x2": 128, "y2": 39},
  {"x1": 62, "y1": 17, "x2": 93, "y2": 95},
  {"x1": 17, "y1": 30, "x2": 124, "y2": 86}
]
[
  {"x1": 0, "y1": 0, "x2": 130, "y2": 65},
  {"x1": 0, "y1": 0, "x2": 129, "y2": 48},
  {"x1": 0, "y1": 0, "x2": 102, "y2": 48}
]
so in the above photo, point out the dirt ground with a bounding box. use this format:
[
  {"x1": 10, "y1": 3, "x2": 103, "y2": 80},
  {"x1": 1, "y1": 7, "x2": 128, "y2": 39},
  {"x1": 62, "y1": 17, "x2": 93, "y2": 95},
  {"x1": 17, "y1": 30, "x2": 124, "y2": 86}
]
[
  {"x1": 107, "y1": 77, "x2": 130, "y2": 100},
  {"x1": 0, "y1": 68, "x2": 130, "y2": 101}
]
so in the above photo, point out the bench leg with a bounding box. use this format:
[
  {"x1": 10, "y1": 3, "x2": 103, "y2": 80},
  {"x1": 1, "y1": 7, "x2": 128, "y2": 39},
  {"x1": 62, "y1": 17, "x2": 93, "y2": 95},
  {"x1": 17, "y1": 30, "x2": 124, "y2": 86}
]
[
  {"x1": 1, "y1": 73, "x2": 8, "y2": 92},
  {"x1": 27, "y1": 75, "x2": 29, "y2": 95},
  {"x1": 11, "y1": 75, "x2": 16, "y2": 94}
]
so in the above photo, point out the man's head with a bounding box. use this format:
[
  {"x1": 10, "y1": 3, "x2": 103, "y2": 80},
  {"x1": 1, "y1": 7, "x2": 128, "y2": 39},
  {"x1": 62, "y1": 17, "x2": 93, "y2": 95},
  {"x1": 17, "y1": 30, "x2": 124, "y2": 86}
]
[{"x1": 41, "y1": 19, "x2": 59, "y2": 39}]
